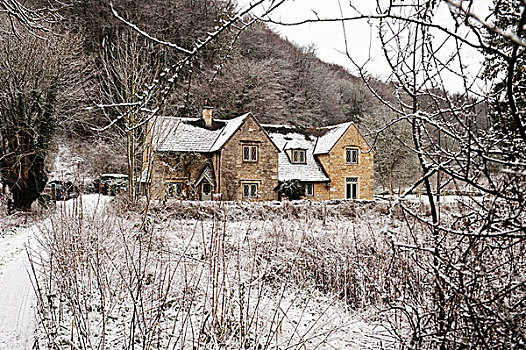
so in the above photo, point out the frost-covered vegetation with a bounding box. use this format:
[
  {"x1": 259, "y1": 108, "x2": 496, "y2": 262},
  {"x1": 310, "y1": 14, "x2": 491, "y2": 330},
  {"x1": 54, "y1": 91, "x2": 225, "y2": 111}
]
[
  {"x1": 29, "y1": 195, "x2": 524, "y2": 349},
  {"x1": 26, "y1": 197, "x2": 408, "y2": 349}
]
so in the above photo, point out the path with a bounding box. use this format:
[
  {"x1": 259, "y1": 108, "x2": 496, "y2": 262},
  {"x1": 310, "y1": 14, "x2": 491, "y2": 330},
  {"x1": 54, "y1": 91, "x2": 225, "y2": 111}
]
[
  {"x1": 0, "y1": 194, "x2": 108, "y2": 349},
  {"x1": 0, "y1": 223, "x2": 37, "y2": 349}
]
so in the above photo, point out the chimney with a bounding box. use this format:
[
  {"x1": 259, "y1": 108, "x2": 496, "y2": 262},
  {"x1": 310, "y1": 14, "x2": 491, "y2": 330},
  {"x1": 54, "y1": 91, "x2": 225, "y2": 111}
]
[{"x1": 203, "y1": 98, "x2": 213, "y2": 126}]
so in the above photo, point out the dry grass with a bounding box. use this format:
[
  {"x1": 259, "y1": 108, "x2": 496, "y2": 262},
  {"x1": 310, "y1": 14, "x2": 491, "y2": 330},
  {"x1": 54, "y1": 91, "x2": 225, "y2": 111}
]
[{"x1": 29, "y1": 197, "x2": 417, "y2": 349}]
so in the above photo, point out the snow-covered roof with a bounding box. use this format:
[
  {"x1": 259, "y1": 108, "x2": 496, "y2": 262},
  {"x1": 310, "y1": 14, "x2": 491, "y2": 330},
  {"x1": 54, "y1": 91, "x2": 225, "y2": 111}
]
[
  {"x1": 151, "y1": 114, "x2": 251, "y2": 153},
  {"x1": 283, "y1": 139, "x2": 305, "y2": 150},
  {"x1": 313, "y1": 122, "x2": 353, "y2": 155},
  {"x1": 263, "y1": 126, "x2": 330, "y2": 182},
  {"x1": 210, "y1": 114, "x2": 249, "y2": 152}
]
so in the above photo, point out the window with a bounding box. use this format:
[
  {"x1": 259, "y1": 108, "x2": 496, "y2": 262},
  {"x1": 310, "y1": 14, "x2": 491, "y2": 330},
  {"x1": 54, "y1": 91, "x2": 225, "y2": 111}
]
[
  {"x1": 242, "y1": 183, "x2": 258, "y2": 198},
  {"x1": 346, "y1": 177, "x2": 358, "y2": 199},
  {"x1": 167, "y1": 182, "x2": 184, "y2": 197},
  {"x1": 346, "y1": 148, "x2": 358, "y2": 164},
  {"x1": 305, "y1": 183, "x2": 314, "y2": 196},
  {"x1": 291, "y1": 149, "x2": 306, "y2": 164},
  {"x1": 242, "y1": 145, "x2": 258, "y2": 162}
]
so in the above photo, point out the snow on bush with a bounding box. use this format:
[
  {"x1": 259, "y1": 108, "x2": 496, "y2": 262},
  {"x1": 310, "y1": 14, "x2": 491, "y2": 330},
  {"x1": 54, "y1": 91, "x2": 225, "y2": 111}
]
[{"x1": 30, "y1": 197, "x2": 455, "y2": 349}]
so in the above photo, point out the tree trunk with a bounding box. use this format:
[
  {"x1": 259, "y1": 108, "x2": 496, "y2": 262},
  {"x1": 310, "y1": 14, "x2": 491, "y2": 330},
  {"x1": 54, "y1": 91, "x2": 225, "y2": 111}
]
[{"x1": 9, "y1": 165, "x2": 46, "y2": 210}]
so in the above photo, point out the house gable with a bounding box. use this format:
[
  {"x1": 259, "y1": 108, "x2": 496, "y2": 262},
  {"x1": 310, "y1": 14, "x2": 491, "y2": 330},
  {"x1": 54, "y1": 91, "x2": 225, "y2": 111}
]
[
  {"x1": 316, "y1": 123, "x2": 374, "y2": 200},
  {"x1": 332, "y1": 123, "x2": 373, "y2": 155},
  {"x1": 218, "y1": 114, "x2": 279, "y2": 201}
]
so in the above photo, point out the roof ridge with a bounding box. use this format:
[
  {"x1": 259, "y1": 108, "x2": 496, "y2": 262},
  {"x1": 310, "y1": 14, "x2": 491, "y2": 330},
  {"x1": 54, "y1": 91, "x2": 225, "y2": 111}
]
[
  {"x1": 324, "y1": 121, "x2": 353, "y2": 128},
  {"x1": 209, "y1": 113, "x2": 250, "y2": 152}
]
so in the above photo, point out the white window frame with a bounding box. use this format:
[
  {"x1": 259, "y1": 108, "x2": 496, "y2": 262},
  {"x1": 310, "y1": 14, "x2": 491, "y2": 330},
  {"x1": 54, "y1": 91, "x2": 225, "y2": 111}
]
[
  {"x1": 305, "y1": 182, "x2": 314, "y2": 196},
  {"x1": 345, "y1": 177, "x2": 359, "y2": 199},
  {"x1": 291, "y1": 149, "x2": 306, "y2": 164},
  {"x1": 242, "y1": 183, "x2": 258, "y2": 198},
  {"x1": 242, "y1": 145, "x2": 258, "y2": 162},
  {"x1": 345, "y1": 148, "x2": 359, "y2": 165}
]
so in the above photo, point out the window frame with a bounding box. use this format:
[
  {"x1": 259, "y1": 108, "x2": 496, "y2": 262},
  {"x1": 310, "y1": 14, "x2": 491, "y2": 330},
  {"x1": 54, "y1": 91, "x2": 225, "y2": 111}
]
[
  {"x1": 345, "y1": 148, "x2": 359, "y2": 165},
  {"x1": 242, "y1": 144, "x2": 258, "y2": 162},
  {"x1": 242, "y1": 183, "x2": 259, "y2": 199},
  {"x1": 291, "y1": 149, "x2": 306, "y2": 164},
  {"x1": 345, "y1": 177, "x2": 359, "y2": 199},
  {"x1": 305, "y1": 182, "x2": 314, "y2": 196},
  {"x1": 166, "y1": 182, "x2": 184, "y2": 197}
]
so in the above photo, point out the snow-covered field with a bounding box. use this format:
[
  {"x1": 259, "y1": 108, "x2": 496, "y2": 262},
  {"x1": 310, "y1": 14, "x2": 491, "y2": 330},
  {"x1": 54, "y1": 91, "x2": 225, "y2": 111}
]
[
  {"x1": 4, "y1": 196, "x2": 481, "y2": 349},
  {"x1": 20, "y1": 197, "x2": 416, "y2": 349}
]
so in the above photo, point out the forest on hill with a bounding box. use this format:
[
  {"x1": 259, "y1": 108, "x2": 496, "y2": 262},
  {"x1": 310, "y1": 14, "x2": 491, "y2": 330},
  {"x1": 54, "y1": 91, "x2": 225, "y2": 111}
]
[{"x1": 1, "y1": 0, "x2": 417, "y2": 197}]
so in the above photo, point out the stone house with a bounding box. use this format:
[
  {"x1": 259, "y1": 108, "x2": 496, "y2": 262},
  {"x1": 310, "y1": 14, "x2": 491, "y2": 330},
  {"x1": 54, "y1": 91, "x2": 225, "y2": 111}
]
[{"x1": 142, "y1": 106, "x2": 374, "y2": 201}]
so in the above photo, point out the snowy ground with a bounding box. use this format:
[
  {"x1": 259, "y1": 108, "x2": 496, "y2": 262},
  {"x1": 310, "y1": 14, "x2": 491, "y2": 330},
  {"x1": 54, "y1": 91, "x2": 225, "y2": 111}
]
[
  {"x1": 25, "y1": 197, "x2": 406, "y2": 349},
  {"x1": 1, "y1": 196, "x2": 428, "y2": 349},
  {"x1": 0, "y1": 223, "x2": 37, "y2": 349},
  {"x1": 0, "y1": 194, "x2": 109, "y2": 350}
]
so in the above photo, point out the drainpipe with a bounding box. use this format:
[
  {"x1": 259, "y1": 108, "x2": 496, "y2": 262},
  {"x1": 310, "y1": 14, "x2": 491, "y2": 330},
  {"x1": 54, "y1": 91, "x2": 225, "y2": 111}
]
[{"x1": 218, "y1": 150, "x2": 221, "y2": 200}]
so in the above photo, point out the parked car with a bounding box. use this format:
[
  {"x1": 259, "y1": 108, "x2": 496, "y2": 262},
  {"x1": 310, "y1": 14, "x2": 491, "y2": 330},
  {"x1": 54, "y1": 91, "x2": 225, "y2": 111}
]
[
  {"x1": 99, "y1": 174, "x2": 128, "y2": 196},
  {"x1": 43, "y1": 180, "x2": 78, "y2": 201}
]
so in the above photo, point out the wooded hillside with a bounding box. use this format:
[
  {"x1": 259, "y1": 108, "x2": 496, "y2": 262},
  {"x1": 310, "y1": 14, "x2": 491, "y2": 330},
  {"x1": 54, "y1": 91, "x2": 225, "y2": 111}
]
[{"x1": 7, "y1": 0, "x2": 418, "y2": 194}]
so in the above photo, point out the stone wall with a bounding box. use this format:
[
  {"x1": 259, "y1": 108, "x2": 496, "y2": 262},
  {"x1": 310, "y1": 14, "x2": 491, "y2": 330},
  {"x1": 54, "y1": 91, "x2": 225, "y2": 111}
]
[
  {"x1": 219, "y1": 115, "x2": 279, "y2": 201},
  {"x1": 317, "y1": 124, "x2": 374, "y2": 200},
  {"x1": 149, "y1": 152, "x2": 212, "y2": 200},
  {"x1": 312, "y1": 182, "x2": 330, "y2": 201}
]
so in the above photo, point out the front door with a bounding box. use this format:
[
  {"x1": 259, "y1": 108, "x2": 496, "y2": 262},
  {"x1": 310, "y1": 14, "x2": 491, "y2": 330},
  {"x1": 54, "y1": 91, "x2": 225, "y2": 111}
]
[
  {"x1": 345, "y1": 177, "x2": 358, "y2": 199},
  {"x1": 201, "y1": 181, "x2": 212, "y2": 201}
]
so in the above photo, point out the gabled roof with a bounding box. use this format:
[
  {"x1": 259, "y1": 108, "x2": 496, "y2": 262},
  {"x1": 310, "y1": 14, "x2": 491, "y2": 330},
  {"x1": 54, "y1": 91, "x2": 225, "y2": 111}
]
[
  {"x1": 210, "y1": 113, "x2": 250, "y2": 152},
  {"x1": 263, "y1": 125, "x2": 330, "y2": 182},
  {"x1": 283, "y1": 139, "x2": 305, "y2": 150},
  {"x1": 313, "y1": 121, "x2": 373, "y2": 155},
  {"x1": 151, "y1": 114, "x2": 251, "y2": 153},
  {"x1": 195, "y1": 163, "x2": 215, "y2": 187},
  {"x1": 313, "y1": 121, "x2": 353, "y2": 155}
]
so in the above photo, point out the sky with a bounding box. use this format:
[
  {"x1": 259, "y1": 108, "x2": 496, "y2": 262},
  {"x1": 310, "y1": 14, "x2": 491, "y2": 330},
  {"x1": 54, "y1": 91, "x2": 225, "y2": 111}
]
[{"x1": 238, "y1": 0, "x2": 493, "y2": 93}]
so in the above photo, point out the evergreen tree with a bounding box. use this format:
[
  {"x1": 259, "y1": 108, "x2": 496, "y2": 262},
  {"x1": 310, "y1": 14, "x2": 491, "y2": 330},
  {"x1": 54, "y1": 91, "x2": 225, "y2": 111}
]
[{"x1": 275, "y1": 180, "x2": 305, "y2": 200}]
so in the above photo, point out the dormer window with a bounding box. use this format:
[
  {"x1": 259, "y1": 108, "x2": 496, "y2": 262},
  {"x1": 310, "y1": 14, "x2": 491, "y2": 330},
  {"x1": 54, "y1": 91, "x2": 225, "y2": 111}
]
[
  {"x1": 291, "y1": 149, "x2": 306, "y2": 164},
  {"x1": 345, "y1": 148, "x2": 358, "y2": 164}
]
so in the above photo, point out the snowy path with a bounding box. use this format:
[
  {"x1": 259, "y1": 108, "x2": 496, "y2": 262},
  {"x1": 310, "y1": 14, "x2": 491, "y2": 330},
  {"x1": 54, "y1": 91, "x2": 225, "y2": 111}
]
[
  {"x1": 0, "y1": 194, "x2": 109, "y2": 349},
  {"x1": 0, "y1": 224, "x2": 37, "y2": 349}
]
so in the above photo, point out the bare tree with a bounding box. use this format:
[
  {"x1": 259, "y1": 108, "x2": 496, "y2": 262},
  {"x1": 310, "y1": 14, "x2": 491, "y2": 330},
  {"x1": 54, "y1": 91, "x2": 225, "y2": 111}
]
[
  {"x1": 91, "y1": 0, "x2": 287, "y2": 203},
  {"x1": 0, "y1": 25, "x2": 85, "y2": 210},
  {"x1": 0, "y1": 0, "x2": 68, "y2": 34},
  {"x1": 97, "y1": 31, "x2": 163, "y2": 201},
  {"x1": 262, "y1": 0, "x2": 526, "y2": 347}
]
